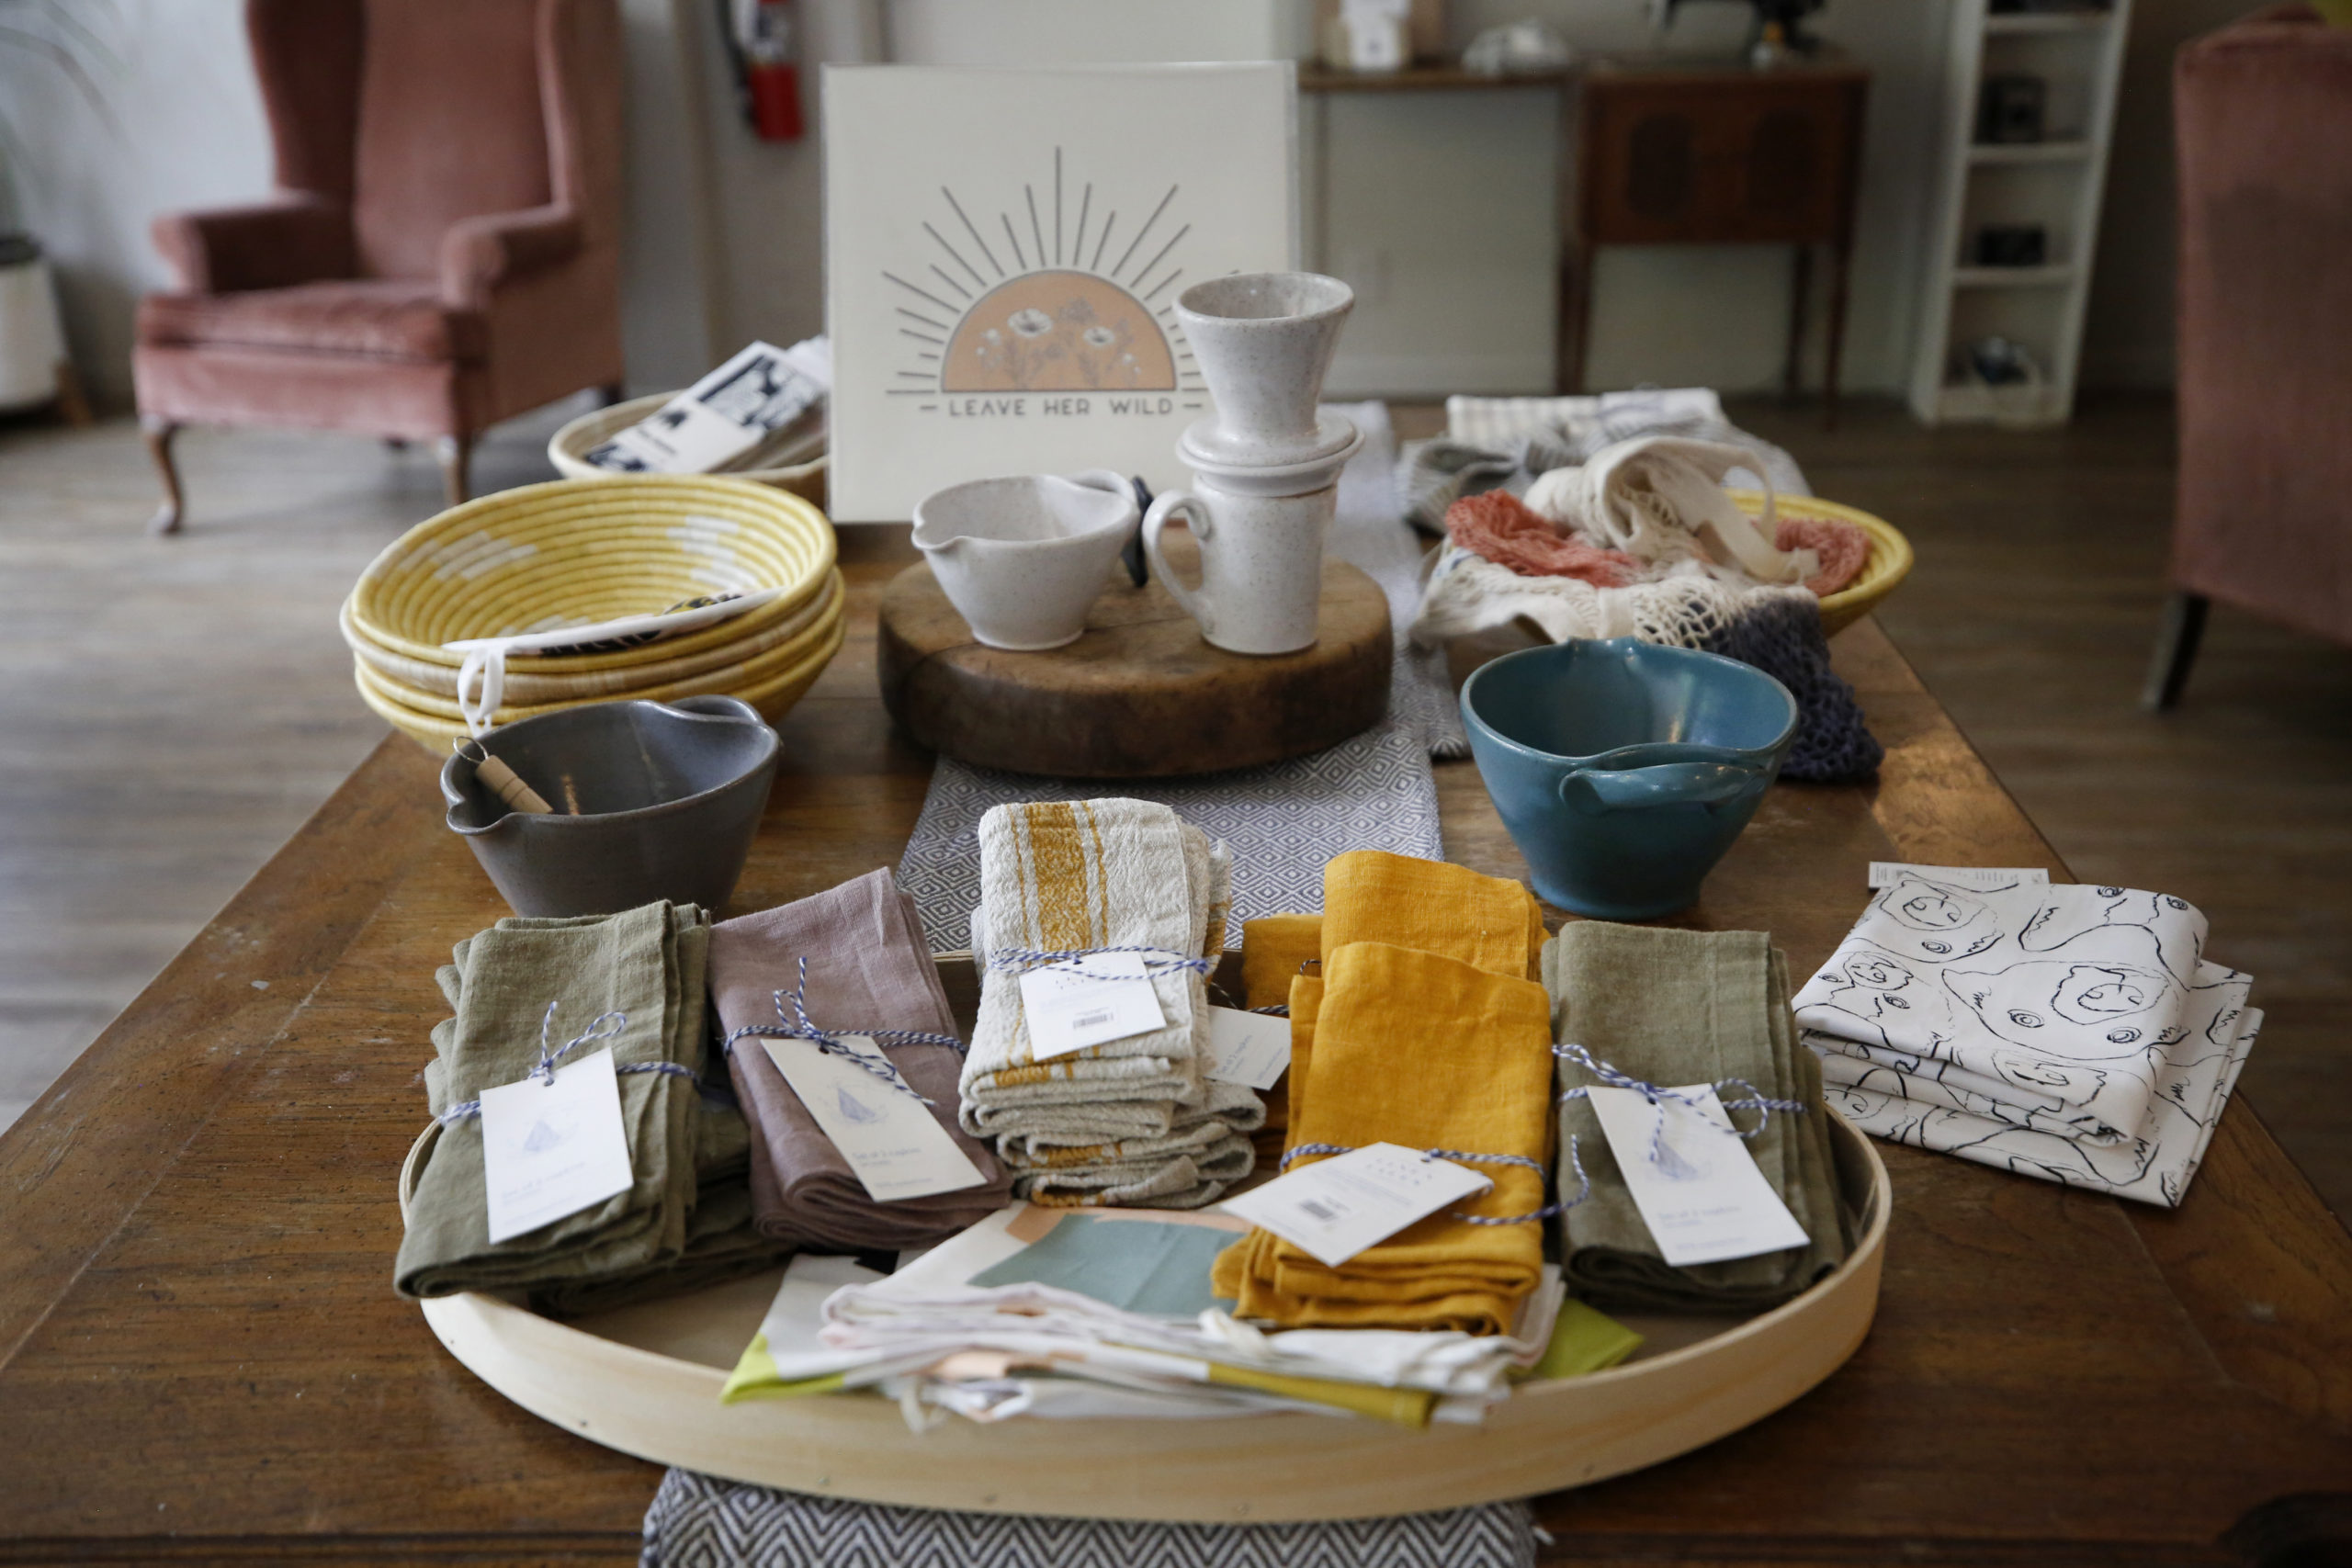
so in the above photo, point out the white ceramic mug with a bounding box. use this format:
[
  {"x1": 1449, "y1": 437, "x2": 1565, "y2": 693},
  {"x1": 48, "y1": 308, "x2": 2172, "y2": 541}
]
[
  {"x1": 1141, "y1": 480, "x2": 1335, "y2": 657},
  {"x1": 912, "y1": 469, "x2": 1137, "y2": 650}
]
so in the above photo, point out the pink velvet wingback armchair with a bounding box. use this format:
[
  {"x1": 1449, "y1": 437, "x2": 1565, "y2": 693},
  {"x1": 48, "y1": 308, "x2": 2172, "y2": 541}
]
[
  {"x1": 133, "y1": 0, "x2": 624, "y2": 534},
  {"x1": 2145, "y1": 5, "x2": 2352, "y2": 707}
]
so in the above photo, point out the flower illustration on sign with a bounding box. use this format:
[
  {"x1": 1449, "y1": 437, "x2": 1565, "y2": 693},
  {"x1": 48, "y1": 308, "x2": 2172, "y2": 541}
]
[{"x1": 881, "y1": 148, "x2": 1209, "y2": 403}]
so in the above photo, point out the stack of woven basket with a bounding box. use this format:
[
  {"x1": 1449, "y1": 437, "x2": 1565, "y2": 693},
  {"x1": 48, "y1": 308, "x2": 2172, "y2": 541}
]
[{"x1": 343, "y1": 477, "x2": 843, "y2": 750}]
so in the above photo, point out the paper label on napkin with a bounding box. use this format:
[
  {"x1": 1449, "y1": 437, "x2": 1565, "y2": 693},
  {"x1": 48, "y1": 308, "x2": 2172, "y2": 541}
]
[
  {"x1": 1017, "y1": 953, "x2": 1167, "y2": 1059},
  {"x1": 1204, "y1": 1006, "x2": 1290, "y2": 1091},
  {"x1": 1869, "y1": 862, "x2": 2049, "y2": 891},
  {"x1": 1584, "y1": 1085, "x2": 1811, "y2": 1268},
  {"x1": 477, "y1": 1048, "x2": 635, "y2": 1245},
  {"x1": 762, "y1": 1035, "x2": 989, "y2": 1202},
  {"x1": 1218, "y1": 1142, "x2": 1492, "y2": 1268}
]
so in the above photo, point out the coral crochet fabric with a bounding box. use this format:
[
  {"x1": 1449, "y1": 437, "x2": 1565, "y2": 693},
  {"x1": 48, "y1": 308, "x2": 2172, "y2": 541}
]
[
  {"x1": 1444, "y1": 491, "x2": 1639, "y2": 587},
  {"x1": 1778, "y1": 516, "x2": 1870, "y2": 596}
]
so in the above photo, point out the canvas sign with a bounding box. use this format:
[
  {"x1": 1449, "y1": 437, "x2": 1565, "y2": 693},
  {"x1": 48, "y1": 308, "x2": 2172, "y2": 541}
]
[{"x1": 823, "y1": 63, "x2": 1299, "y2": 522}]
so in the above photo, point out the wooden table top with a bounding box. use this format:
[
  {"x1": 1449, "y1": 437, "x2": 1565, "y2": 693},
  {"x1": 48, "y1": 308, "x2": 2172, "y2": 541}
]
[{"x1": 3, "y1": 525, "x2": 2347, "y2": 1565}]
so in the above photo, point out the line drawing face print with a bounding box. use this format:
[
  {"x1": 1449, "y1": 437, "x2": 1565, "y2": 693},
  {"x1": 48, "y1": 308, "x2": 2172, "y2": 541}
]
[
  {"x1": 2018, "y1": 886, "x2": 2203, "y2": 981},
  {"x1": 1943, "y1": 960, "x2": 2185, "y2": 1059},
  {"x1": 882, "y1": 147, "x2": 1211, "y2": 409},
  {"x1": 1811, "y1": 944, "x2": 1954, "y2": 1050},
  {"x1": 1871, "y1": 875, "x2": 2004, "y2": 961}
]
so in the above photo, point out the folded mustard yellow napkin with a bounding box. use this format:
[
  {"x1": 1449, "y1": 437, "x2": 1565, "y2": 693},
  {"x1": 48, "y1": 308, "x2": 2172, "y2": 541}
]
[
  {"x1": 1214, "y1": 854, "x2": 1554, "y2": 1335},
  {"x1": 1238, "y1": 913, "x2": 1321, "y2": 1135},
  {"x1": 1320, "y1": 850, "x2": 1548, "y2": 982}
]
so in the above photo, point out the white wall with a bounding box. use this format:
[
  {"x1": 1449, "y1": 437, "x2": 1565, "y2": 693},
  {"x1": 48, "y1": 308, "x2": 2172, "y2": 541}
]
[{"x1": 0, "y1": 0, "x2": 270, "y2": 407}]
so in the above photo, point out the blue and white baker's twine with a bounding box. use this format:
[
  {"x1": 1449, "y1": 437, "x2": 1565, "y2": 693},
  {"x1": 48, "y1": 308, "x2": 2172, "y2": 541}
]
[
  {"x1": 436, "y1": 1001, "x2": 704, "y2": 1125},
  {"x1": 1553, "y1": 1041, "x2": 1805, "y2": 1176},
  {"x1": 988, "y1": 944, "x2": 1215, "y2": 984},
  {"x1": 1275, "y1": 1042, "x2": 1805, "y2": 1225},
  {"x1": 991, "y1": 944, "x2": 1291, "y2": 1019},
  {"x1": 722, "y1": 955, "x2": 966, "y2": 1106}
]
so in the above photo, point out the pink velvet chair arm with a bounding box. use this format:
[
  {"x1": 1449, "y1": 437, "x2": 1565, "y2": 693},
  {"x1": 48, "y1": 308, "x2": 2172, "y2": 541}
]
[
  {"x1": 439, "y1": 204, "x2": 584, "y2": 311},
  {"x1": 149, "y1": 193, "x2": 354, "y2": 294}
]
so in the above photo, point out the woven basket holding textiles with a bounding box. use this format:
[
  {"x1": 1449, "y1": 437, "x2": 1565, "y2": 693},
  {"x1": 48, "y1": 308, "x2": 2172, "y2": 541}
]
[
  {"x1": 548, "y1": 393, "x2": 829, "y2": 510},
  {"x1": 342, "y1": 476, "x2": 842, "y2": 750},
  {"x1": 1724, "y1": 491, "x2": 1914, "y2": 637}
]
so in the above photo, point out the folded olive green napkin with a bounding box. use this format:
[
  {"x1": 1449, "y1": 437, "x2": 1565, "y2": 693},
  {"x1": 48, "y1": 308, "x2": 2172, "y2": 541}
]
[
  {"x1": 1545, "y1": 922, "x2": 1851, "y2": 1314},
  {"x1": 396, "y1": 901, "x2": 788, "y2": 1304}
]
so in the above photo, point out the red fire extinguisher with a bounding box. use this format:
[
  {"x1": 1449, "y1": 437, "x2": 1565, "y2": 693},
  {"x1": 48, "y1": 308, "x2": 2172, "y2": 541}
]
[{"x1": 730, "y1": 0, "x2": 803, "y2": 141}]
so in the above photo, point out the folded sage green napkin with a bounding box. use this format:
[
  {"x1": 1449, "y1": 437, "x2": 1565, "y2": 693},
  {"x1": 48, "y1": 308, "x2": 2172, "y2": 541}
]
[
  {"x1": 1545, "y1": 922, "x2": 1851, "y2": 1314},
  {"x1": 396, "y1": 901, "x2": 784, "y2": 1306}
]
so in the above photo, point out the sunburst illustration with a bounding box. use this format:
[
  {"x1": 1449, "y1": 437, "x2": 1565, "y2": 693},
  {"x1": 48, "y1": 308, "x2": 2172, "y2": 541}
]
[{"x1": 883, "y1": 148, "x2": 1208, "y2": 410}]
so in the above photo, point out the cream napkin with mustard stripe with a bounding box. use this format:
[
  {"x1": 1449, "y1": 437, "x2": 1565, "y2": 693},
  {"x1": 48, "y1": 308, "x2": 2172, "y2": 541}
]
[{"x1": 959, "y1": 798, "x2": 1261, "y2": 1207}]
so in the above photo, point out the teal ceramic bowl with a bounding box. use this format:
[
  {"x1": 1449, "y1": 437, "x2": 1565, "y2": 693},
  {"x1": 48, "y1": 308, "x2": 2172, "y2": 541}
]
[{"x1": 1461, "y1": 638, "x2": 1798, "y2": 919}]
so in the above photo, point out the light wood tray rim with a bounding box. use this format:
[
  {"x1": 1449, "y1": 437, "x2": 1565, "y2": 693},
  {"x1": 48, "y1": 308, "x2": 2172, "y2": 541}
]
[{"x1": 404, "y1": 953, "x2": 1892, "y2": 1521}]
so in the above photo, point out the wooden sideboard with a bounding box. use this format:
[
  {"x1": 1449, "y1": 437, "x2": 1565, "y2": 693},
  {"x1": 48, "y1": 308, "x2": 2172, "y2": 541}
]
[
  {"x1": 1566, "y1": 58, "x2": 1869, "y2": 420},
  {"x1": 1306, "y1": 57, "x2": 1869, "y2": 415}
]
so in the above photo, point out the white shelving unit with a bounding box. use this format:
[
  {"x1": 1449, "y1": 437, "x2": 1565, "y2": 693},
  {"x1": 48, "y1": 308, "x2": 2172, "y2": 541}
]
[{"x1": 1907, "y1": 0, "x2": 2132, "y2": 426}]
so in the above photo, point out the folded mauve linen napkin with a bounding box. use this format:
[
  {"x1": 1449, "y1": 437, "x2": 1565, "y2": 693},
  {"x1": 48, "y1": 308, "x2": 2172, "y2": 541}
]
[
  {"x1": 396, "y1": 902, "x2": 715, "y2": 1300},
  {"x1": 1547, "y1": 921, "x2": 1850, "y2": 1314},
  {"x1": 711, "y1": 869, "x2": 1012, "y2": 1251}
]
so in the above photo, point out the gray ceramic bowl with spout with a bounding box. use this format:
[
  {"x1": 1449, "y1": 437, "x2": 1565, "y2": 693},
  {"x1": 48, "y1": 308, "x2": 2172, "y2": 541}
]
[{"x1": 442, "y1": 694, "x2": 780, "y2": 918}]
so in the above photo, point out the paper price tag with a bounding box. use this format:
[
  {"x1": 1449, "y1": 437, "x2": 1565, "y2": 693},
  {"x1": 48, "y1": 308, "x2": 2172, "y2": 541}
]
[
  {"x1": 1017, "y1": 952, "x2": 1167, "y2": 1060},
  {"x1": 763, "y1": 1035, "x2": 989, "y2": 1202},
  {"x1": 1583, "y1": 1085, "x2": 1810, "y2": 1267},
  {"x1": 1869, "y1": 862, "x2": 2049, "y2": 891},
  {"x1": 1219, "y1": 1142, "x2": 1492, "y2": 1268},
  {"x1": 1204, "y1": 1006, "x2": 1290, "y2": 1091},
  {"x1": 477, "y1": 1047, "x2": 635, "y2": 1245}
]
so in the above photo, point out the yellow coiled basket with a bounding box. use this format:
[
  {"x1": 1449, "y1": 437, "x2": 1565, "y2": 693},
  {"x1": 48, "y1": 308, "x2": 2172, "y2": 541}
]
[{"x1": 342, "y1": 476, "x2": 842, "y2": 750}]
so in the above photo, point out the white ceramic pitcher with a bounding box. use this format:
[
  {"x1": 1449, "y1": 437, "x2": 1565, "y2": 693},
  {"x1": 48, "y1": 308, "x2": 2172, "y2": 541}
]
[
  {"x1": 1141, "y1": 482, "x2": 1340, "y2": 657},
  {"x1": 912, "y1": 469, "x2": 1138, "y2": 650}
]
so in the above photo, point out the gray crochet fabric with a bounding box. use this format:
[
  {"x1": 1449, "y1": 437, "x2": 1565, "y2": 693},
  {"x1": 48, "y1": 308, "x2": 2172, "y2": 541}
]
[{"x1": 639, "y1": 1470, "x2": 1540, "y2": 1568}]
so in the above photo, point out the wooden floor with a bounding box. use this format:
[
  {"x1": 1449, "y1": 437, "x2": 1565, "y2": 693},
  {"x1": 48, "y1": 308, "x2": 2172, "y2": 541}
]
[{"x1": 1, "y1": 393, "x2": 2346, "y2": 1222}]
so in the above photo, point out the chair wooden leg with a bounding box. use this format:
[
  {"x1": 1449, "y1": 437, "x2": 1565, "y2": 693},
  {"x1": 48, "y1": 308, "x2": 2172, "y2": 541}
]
[
  {"x1": 2142, "y1": 591, "x2": 2210, "y2": 712},
  {"x1": 1783, "y1": 243, "x2": 1813, "y2": 402},
  {"x1": 52, "y1": 360, "x2": 92, "y2": 427},
  {"x1": 436, "y1": 434, "x2": 473, "y2": 508},
  {"x1": 142, "y1": 417, "x2": 185, "y2": 536}
]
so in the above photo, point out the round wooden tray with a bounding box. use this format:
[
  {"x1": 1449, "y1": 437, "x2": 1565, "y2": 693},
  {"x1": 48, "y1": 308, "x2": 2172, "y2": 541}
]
[
  {"x1": 876, "y1": 548, "x2": 1393, "y2": 778},
  {"x1": 407, "y1": 953, "x2": 1892, "y2": 1523}
]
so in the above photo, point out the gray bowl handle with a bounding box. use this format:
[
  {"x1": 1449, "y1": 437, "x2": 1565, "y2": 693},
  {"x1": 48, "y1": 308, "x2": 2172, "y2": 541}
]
[
  {"x1": 655, "y1": 694, "x2": 763, "y2": 724},
  {"x1": 1560, "y1": 761, "x2": 1762, "y2": 813}
]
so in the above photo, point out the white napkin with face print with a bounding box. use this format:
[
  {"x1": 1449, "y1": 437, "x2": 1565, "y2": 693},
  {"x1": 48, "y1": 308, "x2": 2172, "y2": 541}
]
[{"x1": 1794, "y1": 875, "x2": 2259, "y2": 1208}]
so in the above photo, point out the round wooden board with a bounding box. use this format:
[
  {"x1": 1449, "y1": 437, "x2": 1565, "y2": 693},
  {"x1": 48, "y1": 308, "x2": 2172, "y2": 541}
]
[
  {"x1": 877, "y1": 547, "x2": 1392, "y2": 778},
  {"x1": 410, "y1": 957, "x2": 1894, "y2": 1524}
]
